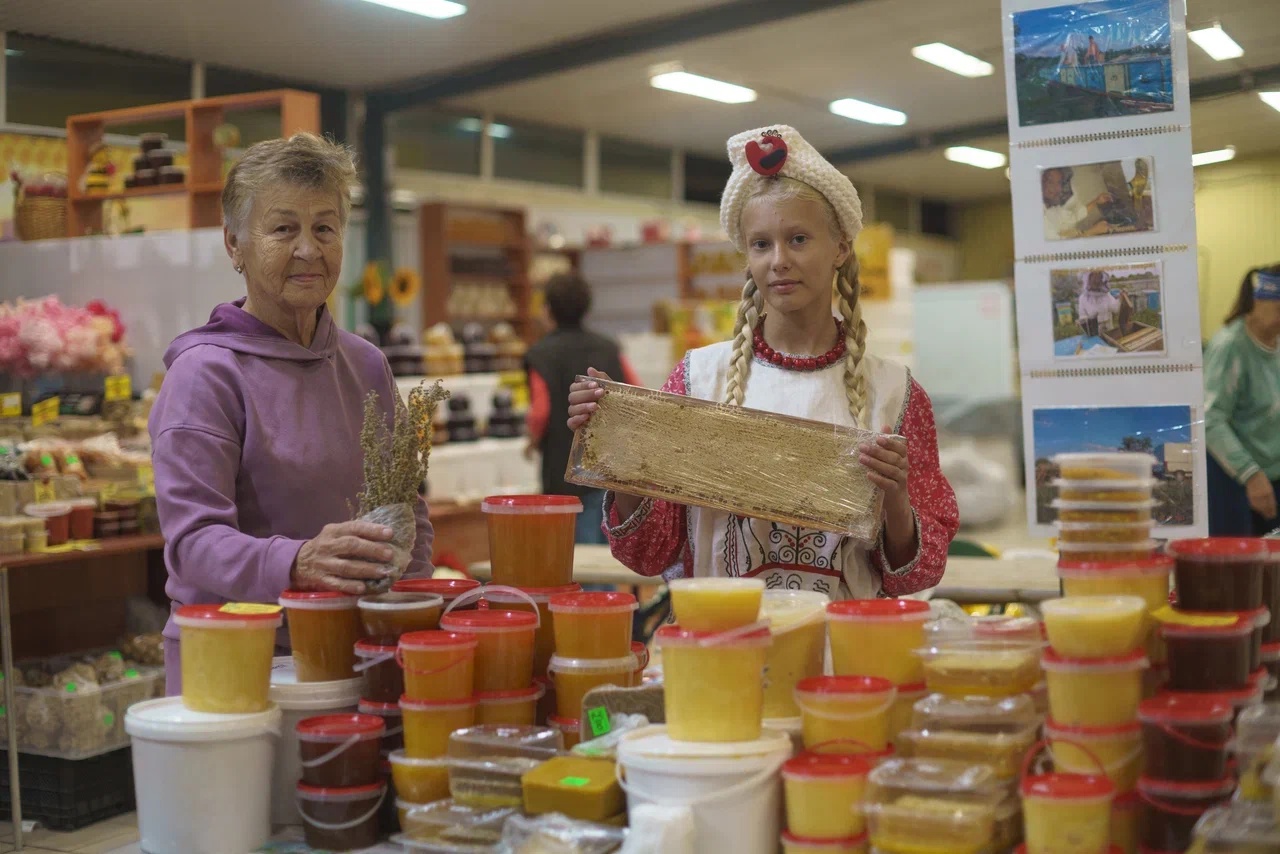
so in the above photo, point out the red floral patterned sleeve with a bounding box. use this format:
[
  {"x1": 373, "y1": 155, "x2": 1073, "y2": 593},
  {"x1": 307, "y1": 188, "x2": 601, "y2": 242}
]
[
  {"x1": 601, "y1": 357, "x2": 692, "y2": 578},
  {"x1": 874, "y1": 378, "x2": 960, "y2": 596}
]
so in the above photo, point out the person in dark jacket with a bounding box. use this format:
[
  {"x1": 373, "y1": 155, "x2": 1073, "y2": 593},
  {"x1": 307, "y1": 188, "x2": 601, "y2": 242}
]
[{"x1": 525, "y1": 274, "x2": 641, "y2": 544}]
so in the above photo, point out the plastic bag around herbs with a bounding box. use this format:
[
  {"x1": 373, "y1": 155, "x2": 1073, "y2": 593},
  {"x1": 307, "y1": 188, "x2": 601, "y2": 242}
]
[
  {"x1": 564, "y1": 376, "x2": 889, "y2": 545},
  {"x1": 499, "y1": 813, "x2": 626, "y2": 854},
  {"x1": 359, "y1": 502, "x2": 415, "y2": 593}
]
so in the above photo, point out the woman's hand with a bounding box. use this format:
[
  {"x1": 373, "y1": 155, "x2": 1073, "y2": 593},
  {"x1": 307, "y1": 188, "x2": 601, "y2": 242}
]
[
  {"x1": 567, "y1": 368, "x2": 612, "y2": 431},
  {"x1": 861, "y1": 428, "x2": 917, "y2": 565},
  {"x1": 292, "y1": 521, "x2": 398, "y2": 595},
  {"x1": 1247, "y1": 472, "x2": 1278, "y2": 521}
]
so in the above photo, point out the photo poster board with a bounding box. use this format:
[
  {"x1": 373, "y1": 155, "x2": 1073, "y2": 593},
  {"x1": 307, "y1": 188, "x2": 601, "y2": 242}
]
[{"x1": 1001, "y1": 0, "x2": 1208, "y2": 538}]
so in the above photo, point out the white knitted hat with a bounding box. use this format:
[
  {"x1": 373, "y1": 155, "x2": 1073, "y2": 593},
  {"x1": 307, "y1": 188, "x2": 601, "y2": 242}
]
[{"x1": 720, "y1": 125, "x2": 864, "y2": 252}]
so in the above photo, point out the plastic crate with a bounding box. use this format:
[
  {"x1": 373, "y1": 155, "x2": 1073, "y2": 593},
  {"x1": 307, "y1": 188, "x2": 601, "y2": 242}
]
[
  {"x1": 0, "y1": 746, "x2": 135, "y2": 830},
  {"x1": 3, "y1": 658, "x2": 163, "y2": 760}
]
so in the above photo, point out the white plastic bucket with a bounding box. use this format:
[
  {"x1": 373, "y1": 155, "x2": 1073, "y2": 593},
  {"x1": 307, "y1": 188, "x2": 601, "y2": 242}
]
[
  {"x1": 616, "y1": 725, "x2": 792, "y2": 854},
  {"x1": 268, "y1": 655, "x2": 362, "y2": 827},
  {"x1": 126, "y1": 696, "x2": 281, "y2": 854}
]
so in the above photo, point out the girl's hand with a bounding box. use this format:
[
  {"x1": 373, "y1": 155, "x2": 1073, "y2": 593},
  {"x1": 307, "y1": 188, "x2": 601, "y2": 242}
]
[
  {"x1": 860, "y1": 429, "x2": 911, "y2": 520},
  {"x1": 567, "y1": 367, "x2": 612, "y2": 431},
  {"x1": 1247, "y1": 472, "x2": 1278, "y2": 521}
]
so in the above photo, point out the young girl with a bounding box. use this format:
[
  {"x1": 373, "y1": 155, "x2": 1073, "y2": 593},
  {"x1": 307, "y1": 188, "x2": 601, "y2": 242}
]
[{"x1": 568, "y1": 126, "x2": 958, "y2": 598}]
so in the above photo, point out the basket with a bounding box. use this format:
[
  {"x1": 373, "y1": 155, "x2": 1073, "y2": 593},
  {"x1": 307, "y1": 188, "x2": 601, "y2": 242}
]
[
  {"x1": 14, "y1": 173, "x2": 68, "y2": 241},
  {"x1": 0, "y1": 746, "x2": 136, "y2": 830}
]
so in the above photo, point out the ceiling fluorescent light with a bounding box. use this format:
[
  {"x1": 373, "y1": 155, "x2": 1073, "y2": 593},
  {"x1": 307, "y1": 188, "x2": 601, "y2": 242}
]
[
  {"x1": 1192, "y1": 146, "x2": 1236, "y2": 167},
  {"x1": 944, "y1": 146, "x2": 1007, "y2": 169},
  {"x1": 912, "y1": 43, "x2": 994, "y2": 78},
  {"x1": 649, "y1": 65, "x2": 756, "y2": 104},
  {"x1": 457, "y1": 118, "x2": 511, "y2": 138},
  {"x1": 829, "y1": 98, "x2": 906, "y2": 126},
  {"x1": 1260, "y1": 91, "x2": 1280, "y2": 112},
  {"x1": 359, "y1": 0, "x2": 466, "y2": 20},
  {"x1": 1188, "y1": 24, "x2": 1243, "y2": 61}
]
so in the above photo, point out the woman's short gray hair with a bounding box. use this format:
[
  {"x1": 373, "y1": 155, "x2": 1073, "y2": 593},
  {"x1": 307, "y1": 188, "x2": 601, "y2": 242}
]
[{"x1": 222, "y1": 132, "x2": 357, "y2": 237}]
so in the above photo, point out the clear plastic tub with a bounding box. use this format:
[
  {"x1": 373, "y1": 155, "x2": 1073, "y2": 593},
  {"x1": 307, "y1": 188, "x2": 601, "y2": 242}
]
[
  {"x1": 175, "y1": 604, "x2": 282, "y2": 714},
  {"x1": 782, "y1": 831, "x2": 869, "y2": 854},
  {"x1": 1042, "y1": 649, "x2": 1148, "y2": 726},
  {"x1": 358, "y1": 592, "x2": 444, "y2": 640},
  {"x1": 655, "y1": 624, "x2": 769, "y2": 742},
  {"x1": 389, "y1": 750, "x2": 451, "y2": 804},
  {"x1": 1056, "y1": 540, "x2": 1158, "y2": 563},
  {"x1": 1057, "y1": 558, "x2": 1172, "y2": 614},
  {"x1": 1159, "y1": 612, "x2": 1254, "y2": 691},
  {"x1": 354, "y1": 639, "x2": 402, "y2": 704},
  {"x1": 909, "y1": 693, "x2": 1040, "y2": 735},
  {"x1": 895, "y1": 725, "x2": 1038, "y2": 781},
  {"x1": 795, "y1": 675, "x2": 896, "y2": 753},
  {"x1": 1054, "y1": 479, "x2": 1155, "y2": 503},
  {"x1": 1040, "y1": 595, "x2": 1147, "y2": 658},
  {"x1": 1046, "y1": 719, "x2": 1144, "y2": 794},
  {"x1": 440, "y1": 608, "x2": 538, "y2": 693},
  {"x1": 1230, "y1": 704, "x2": 1280, "y2": 802},
  {"x1": 1056, "y1": 521, "x2": 1154, "y2": 545},
  {"x1": 1191, "y1": 801, "x2": 1280, "y2": 854},
  {"x1": 393, "y1": 577, "x2": 482, "y2": 607},
  {"x1": 397, "y1": 798, "x2": 515, "y2": 843},
  {"x1": 667, "y1": 577, "x2": 765, "y2": 632},
  {"x1": 398, "y1": 631, "x2": 478, "y2": 701},
  {"x1": 400, "y1": 696, "x2": 477, "y2": 759},
  {"x1": 547, "y1": 654, "x2": 638, "y2": 721},
  {"x1": 548, "y1": 591, "x2": 637, "y2": 659},
  {"x1": 916, "y1": 640, "x2": 1044, "y2": 698},
  {"x1": 296, "y1": 713, "x2": 385, "y2": 788},
  {"x1": 827, "y1": 598, "x2": 931, "y2": 685},
  {"x1": 1054, "y1": 452, "x2": 1157, "y2": 482},
  {"x1": 760, "y1": 590, "x2": 828, "y2": 719},
  {"x1": 923, "y1": 614, "x2": 1044, "y2": 647},
  {"x1": 1168, "y1": 537, "x2": 1267, "y2": 612},
  {"x1": 863, "y1": 758, "x2": 1004, "y2": 854},
  {"x1": 1137, "y1": 694, "x2": 1232, "y2": 783},
  {"x1": 1021, "y1": 771, "x2": 1115, "y2": 854},
  {"x1": 296, "y1": 781, "x2": 385, "y2": 852},
  {"x1": 447, "y1": 724, "x2": 564, "y2": 762},
  {"x1": 475, "y1": 684, "x2": 544, "y2": 727},
  {"x1": 1052, "y1": 499, "x2": 1156, "y2": 524},
  {"x1": 448, "y1": 756, "x2": 541, "y2": 809},
  {"x1": 279, "y1": 590, "x2": 362, "y2": 682},
  {"x1": 782, "y1": 751, "x2": 872, "y2": 839},
  {"x1": 482, "y1": 495, "x2": 582, "y2": 589}
]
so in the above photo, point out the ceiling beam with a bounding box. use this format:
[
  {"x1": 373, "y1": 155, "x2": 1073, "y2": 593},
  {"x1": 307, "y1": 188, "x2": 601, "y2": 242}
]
[
  {"x1": 368, "y1": 0, "x2": 867, "y2": 113},
  {"x1": 828, "y1": 61, "x2": 1280, "y2": 166}
]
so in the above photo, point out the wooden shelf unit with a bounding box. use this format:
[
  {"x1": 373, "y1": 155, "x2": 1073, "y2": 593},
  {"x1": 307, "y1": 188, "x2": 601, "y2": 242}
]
[
  {"x1": 65, "y1": 89, "x2": 320, "y2": 237},
  {"x1": 419, "y1": 203, "x2": 534, "y2": 341}
]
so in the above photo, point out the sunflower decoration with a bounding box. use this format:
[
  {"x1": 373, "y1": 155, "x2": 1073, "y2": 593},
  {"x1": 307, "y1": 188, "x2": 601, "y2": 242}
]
[
  {"x1": 389, "y1": 268, "x2": 420, "y2": 308},
  {"x1": 362, "y1": 262, "x2": 385, "y2": 306}
]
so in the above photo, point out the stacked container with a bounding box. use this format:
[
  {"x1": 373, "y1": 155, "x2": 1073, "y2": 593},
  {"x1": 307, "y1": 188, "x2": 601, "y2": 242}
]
[
  {"x1": 827, "y1": 599, "x2": 929, "y2": 745},
  {"x1": 546, "y1": 590, "x2": 639, "y2": 744},
  {"x1": 759, "y1": 590, "x2": 830, "y2": 746},
  {"x1": 1052, "y1": 453, "x2": 1159, "y2": 564},
  {"x1": 293, "y1": 714, "x2": 387, "y2": 851}
]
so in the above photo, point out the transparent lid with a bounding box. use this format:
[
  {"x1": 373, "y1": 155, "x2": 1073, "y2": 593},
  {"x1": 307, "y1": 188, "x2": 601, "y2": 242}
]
[
  {"x1": 922, "y1": 615, "x2": 1044, "y2": 648},
  {"x1": 865, "y1": 758, "x2": 1004, "y2": 806},
  {"x1": 909, "y1": 693, "x2": 1041, "y2": 734},
  {"x1": 1192, "y1": 802, "x2": 1280, "y2": 846},
  {"x1": 447, "y1": 724, "x2": 564, "y2": 761},
  {"x1": 1229, "y1": 704, "x2": 1280, "y2": 755},
  {"x1": 399, "y1": 798, "x2": 515, "y2": 842}
]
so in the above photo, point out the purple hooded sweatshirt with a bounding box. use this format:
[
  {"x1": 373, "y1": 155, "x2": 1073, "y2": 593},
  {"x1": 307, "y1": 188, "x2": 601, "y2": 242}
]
[{"x1": 150, "y1": 299, "x2": 433, "y2": 693}]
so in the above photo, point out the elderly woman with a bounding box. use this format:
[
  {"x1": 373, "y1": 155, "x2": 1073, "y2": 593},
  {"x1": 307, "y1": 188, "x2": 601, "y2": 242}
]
[{"x1": 149, "y1": 133, "x2": 433, "y2": 695}]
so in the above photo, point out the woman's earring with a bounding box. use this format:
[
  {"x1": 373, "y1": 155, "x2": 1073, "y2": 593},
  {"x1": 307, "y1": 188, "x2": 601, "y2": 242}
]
[{"x1": 234, "y1": 263, "x2": 244, "y2": 274}]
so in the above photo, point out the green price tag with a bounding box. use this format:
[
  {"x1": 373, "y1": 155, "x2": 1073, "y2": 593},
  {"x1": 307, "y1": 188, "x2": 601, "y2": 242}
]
[
  {"x1": 559, "y1": 776, "x2": 591, "y2": 788},
  {"x1": 103, "y1": 712, "x2": 115, "y2": 727},
  {"x1": 0, "y1": 706, "x2": 6, "y2": 716},
  {"x1": 124, "y1": 669, "x2": 139, "y2": 679},
  {"x1": 40, "y1": 453, "x2": 54, "y2": 468},
  {"x1": 65, "y1": 683, "x2": 77, "y2": 694},
  {"x1": 587, "y1": 706, "x2": 611, "y2": 738},
  {"x1": 65, "y1": 453, "x2": 80, "y2": 466},
  {"x1": 109, "y1": 651, "x2": 123, "y2": 660}
]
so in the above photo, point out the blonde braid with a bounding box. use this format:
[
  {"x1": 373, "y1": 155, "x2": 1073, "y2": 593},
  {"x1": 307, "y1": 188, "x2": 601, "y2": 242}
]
[
  {"x1": 723, "y1": 276, "x2": 761, "y2": 406},
  {"x1": 834, "y1": 255, "x2": 871, "y2": 427}
]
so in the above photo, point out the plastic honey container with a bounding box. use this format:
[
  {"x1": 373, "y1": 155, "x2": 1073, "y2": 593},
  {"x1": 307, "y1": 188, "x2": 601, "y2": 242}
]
[
  {"x1": 547, "y1": 654, "x2": 638, "y2": 721},
  {"x1": 1111, "y1": 792, "x2": 1139, "y2": 854},
  {"x1": 895, "y1": 725, "x2": 1038, "y2": 782},
  {"x1": 1054, "y1": 478, "x2": 1155, "y2": 504},
  {"x1": 296, "y1": 781, "x2": 385, "y2": 852},
  {"x1": 1040, "y1": 595, "x2": 1147, "y2": 659},
  {"x1": 1191, "y1": 801, "x2": 1280, "y2": 854},
  {"x1": 863, "y1": 757, "x2": 1004, "y2": 854},
  {"x1": 655, "y1": 624, "x2": 771, "y2": 743},
  {"x1": 1137, "y1": 775, "x2": 1235, "y2": 853},
  {"x1": 667, "y1": 577, "x2": 765, "y2": 632},
  {"x1": 1052, "y1": 499, "x2": 1155, "y2": 525},
  {"x1": 357, "y1": 699, "x2": 404, "y2": 754},
  {"x1": 295, "y1": 714, "x2": 385, "y2": 788},
  {"x1": 827, "y1": 598, "x2": 931, "y2": 685},
  {"x1": 759, "y1": 590, "x2": 828, "y2": 719},
  {"x1": 1041, "y1": 648, "x2": 1148, "y2": 727},
  {"x1": 795, "y1": 675, "x2": 896, "y2": 754},
  {"x1": 1158, "y1": 611, "x2": 1254, "y2": 691},
  {"x1": 482, "y1": 495, "x2": 582, "y2": 589},
  {"x1": 440, "y1": 606, "x2": 538, "y2": 693},
  {"x1": 475, "y1": 684, "x2": 544, "y2": 727},
  {"x1": 1057, "y1": 557, "x2": 1172, "y2": 615},
  {"x1": 400, "y1": 695, "x2": 477, "y2": 759},
  {"x1": 354, "y1": 639, "x2": 403, "y2": 704},
  {"x1": 393, "y1": 577, "x2": 481, "y2": 608},
  {"x1": 887, "y1": 682, "x2": 927, "y2": 742},
  {"x1": 1045, "y1": 718, "x2": 1144, "y2": 794},
  {"x1": 1055, "y1": 452, "x2": 1157, "y2": 482},
  {"x1": 280, "y1": 591, "x2": 362, "y2": 683},
  {"x1": 1021, "y1": 771, "x2": 1115, "y2": 854},
  {"x1": 1168, "y1": 537, "x2": 1266, "y2": 612},
  {"x1": 398, "y1": 631, "x2": 477, "y2": 701},
  {"x1": 916, "y1": 639, "x2": 1044, "y2": 699},
  {"x1": 388, "y1": 750, "x2": 450, "y2": 804},
  {"x1": 175, "y1": 604, "x2": 282, "y2": 714},
  {"x1": 781, "y1": 751, "x2": 872, "y2": 839},
  {"x1": 484, "y1": 583, "x2": 580, "y2": 679},
  {"x1": 548, "y1": 591, "x2": 637, "y2": 659},
  {"x1": 358, "y1": 592, "x2": 444, "y2": 640},
  {"x1": 1137, "y1": 693, "x2": 1232, "y2": 782},
  {"x1": 781, "y1": 832, "x2": 868, "y2": 854},
  {"x1": 909, "y1": 692, "x2": 1040, "y2": 734}
]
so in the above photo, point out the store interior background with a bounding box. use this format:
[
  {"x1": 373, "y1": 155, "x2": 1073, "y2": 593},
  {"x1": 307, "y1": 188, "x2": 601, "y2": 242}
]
[{"x1": 2, "y1": 0, "x2": 1279, "y2": 549}]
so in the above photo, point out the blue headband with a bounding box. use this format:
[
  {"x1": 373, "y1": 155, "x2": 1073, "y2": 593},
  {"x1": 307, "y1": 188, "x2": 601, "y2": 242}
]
[{"x1": 1256, "y1": 270, "x2": 1280, "y2": 301}]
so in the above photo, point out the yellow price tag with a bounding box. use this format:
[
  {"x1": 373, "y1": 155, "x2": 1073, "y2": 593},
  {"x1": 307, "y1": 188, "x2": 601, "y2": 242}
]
[
  {"x1": 0, "y1": 393, "x2": 19, "y2": 419},
  {"x1": 99, "y1": 482, "x2": 118, "y2": 502},
  {"x1": 137, "y1": 463, "x2": 155, "y2": 491},
  {"x1": 1153, "y1": 605, "x2": 1239, "y2": 627},
  {"x1": 219, "y1": 603, "x2": 283, "y2": 616},
  {"x1": 33, "y1": 481, "x2": 56, "y2": 504},
  {"x1": 104, "y1": 375, "x2": 132, "y2": 402},
  {"x1": 31, "y1": 397, "x2": 59, "y2": 427}
]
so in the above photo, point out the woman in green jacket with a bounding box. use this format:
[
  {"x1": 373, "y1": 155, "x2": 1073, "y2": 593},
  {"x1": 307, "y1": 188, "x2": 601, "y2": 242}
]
[{"x1": 1205, "y1": 264, "x2": 1280, "y2": 535}]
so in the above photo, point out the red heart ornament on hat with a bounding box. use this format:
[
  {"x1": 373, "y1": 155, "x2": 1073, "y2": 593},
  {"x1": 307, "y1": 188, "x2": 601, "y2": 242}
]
[{"x1": 746, "y1": 134, "x2": 788, "y2": 176}]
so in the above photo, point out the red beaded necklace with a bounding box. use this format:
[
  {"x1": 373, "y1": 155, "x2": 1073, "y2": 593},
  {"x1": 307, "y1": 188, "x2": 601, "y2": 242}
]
[{"x1": 752, "y1": 317, "x2": 846, "y2": 371}]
